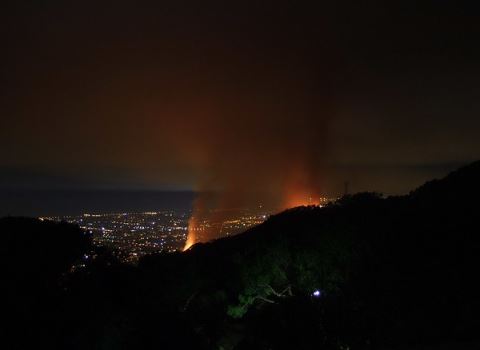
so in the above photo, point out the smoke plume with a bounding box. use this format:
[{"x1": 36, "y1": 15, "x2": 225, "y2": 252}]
[{"x1": 179, "y1": 56, "x2": 335, "y2": 249}]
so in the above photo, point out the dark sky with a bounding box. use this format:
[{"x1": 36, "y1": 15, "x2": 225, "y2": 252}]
[{"x1": 2, "y1": 1, "x2": 480, "y2": 198}]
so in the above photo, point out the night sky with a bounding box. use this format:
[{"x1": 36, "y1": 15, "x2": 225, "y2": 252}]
[{"x1": 2, "y1": 1, "x2": 480, "y2": 200}]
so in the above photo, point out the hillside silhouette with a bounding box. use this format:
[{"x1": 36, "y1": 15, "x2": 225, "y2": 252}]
[{"x1": 2, "y1": 161, "x2": 480, "y2": 349}]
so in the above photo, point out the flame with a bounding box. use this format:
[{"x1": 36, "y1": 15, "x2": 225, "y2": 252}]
[{"x1": 183, "y1": 216, "x2": 197, "y2": 251}]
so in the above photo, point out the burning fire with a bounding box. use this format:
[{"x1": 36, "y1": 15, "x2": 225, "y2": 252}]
[
  {"x1": 281, "y1": 167, "x2": 321, "y2": 209},
  {"x1": 282, "y1": 179, "x2": 320, "y2": 209},
  {"x1": 183, "y1": 216, "x2": 197, "y2": 251},
  {"x1": 283, "y1": 191, "x2": 320, "y2": 209},
  {"x1": 183, "y1": 164, "x2": 323, "y2": 251}
]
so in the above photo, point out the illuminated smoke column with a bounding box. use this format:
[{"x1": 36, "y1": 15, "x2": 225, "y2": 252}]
[
  {"x1": 180, "y1": 82, "x2": 334, "y2": 250},
  {"x1": 184, "y1": 216, "x2": 198, "y2": 251},
  {"x1": 184, "y1": 156, "x2": 329, "y2": 250},
  {"x1": 138, "y1": 11, "x2": 337, "y2": 250}
]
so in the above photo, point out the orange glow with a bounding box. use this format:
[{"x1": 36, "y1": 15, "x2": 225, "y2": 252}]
[
  {"x1": 183, "y1": 216, "x2": 197, "y2": 251},
  {"x1": 281, "y1": 163, "x2": 321, "y2": 209},
  {"x1": 283, "y1": 191, "x2": 320, "y2": 209},
  {"x1": 184, "y1": 162, "x2": 324, "y2": 249}
]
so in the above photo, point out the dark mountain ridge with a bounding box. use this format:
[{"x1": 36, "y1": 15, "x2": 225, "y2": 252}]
[
  {"x1": 137, "y1": 160, "x2": 480, "y2": 348},
  {"x1": 2, "y1": 161, "x2": 480, "y2": 349}
]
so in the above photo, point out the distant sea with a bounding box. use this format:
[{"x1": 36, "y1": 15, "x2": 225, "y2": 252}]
[{"x1": 0, "y1": 190, "x2": 195, "y2": 217}]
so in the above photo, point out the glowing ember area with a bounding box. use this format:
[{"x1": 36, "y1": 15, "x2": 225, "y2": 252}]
[
  {"x1": 283, "y1": 191, "x2": 321, "y2": 209},
  {"x1": 183, "y1": 236, "x2": 195, "y2": 251},
  {"x1": 183, "y1": 217, "x2": 197, "y2": 251},
  {"x1": 282, "y1": 189, "x2": 334, "y2": 209},
  {"x1": 281, "y1": 165, "x2": 322, "y2": 209}
]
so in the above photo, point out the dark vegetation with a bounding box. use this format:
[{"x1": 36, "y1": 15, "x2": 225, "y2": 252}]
[{"x1": 2, "y1": 161, "x2": 480, "y2": 349}]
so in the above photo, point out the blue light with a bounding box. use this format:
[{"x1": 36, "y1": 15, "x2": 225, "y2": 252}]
[{"x1": 312, "y1": 289, "x2": 321, "y2": 297}]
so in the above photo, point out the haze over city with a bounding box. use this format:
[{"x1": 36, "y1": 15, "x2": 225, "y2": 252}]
[
  {"x1": 1, "y1": 2, "x2": 480, "y2": 349},
  {"x1": 3, "y1": 2, "x2": 479, "y2": 195}
]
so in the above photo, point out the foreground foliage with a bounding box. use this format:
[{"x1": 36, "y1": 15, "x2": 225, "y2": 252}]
[{"x1": 2, "y1": 161, "x2": 480, "y2": 349}]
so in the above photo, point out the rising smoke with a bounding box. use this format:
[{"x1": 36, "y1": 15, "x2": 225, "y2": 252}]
[
  {"x1": 179, "y1": 62, "x2": 335, "y2": 249},
  {"x1": 172, "y1": 10, "x2": 338, "y2": 249}
]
